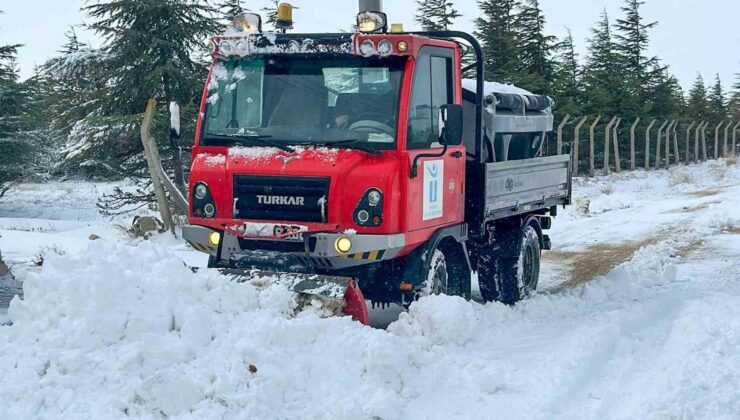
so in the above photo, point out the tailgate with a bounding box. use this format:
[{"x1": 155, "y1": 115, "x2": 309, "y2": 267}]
[{"x1": 484, "y1": 154, "x2": 571, "y2": 220}]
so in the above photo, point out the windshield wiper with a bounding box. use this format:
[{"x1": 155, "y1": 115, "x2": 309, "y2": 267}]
[
  {"x1": 204, "y1": 133, "x2": 295, "y2": 153},
  {"x1": 310, "y1": 139, "x2": 382, "y2": 156}
]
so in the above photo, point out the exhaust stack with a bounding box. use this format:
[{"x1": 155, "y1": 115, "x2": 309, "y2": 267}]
[{"x1": 359, "y1": 0, "x2": 383, "y2": 13}]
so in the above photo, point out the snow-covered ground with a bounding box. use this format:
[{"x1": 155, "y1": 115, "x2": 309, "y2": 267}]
[{"x1": 1, "y1": 160, "x2": 739, "y2": 419}]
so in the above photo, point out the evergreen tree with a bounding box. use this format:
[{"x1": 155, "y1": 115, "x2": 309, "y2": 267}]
[
  {"x1": 614, "y1": 1, "x2": 658, "y2": 84},
  {"x1": 474, "y1": 0, "x2": 518, "y2": 84},
  {"x1": 550, "y1": 28, "x2": 582, "y2": 117},
  {"x1": 0, "y1": 12, "x2": 32, "y2": 186},
  {"x1": 414, "y1": 0, "x2": 461, "y2": 31},
  {"x1": 645, "y1": 65, "x2": 684, "y2": 120},
  {"x1": 59, "y1": 26, "x2": 86, "y2": 55},
  {"x1": 84, "y1": 0, "x2": 219, "y2": 115},
  {"x1": 261, "y1": 0, "x2": 279, "y2": 30},
  {"x1": 730, "y1": 73, "x2": 740, "y2": 121},
  {"x1": 219, "y1": 0, "x2": 247, "y2": 20},
  {"x1": 685, "y1": 73, "x2": 711, "y2": 122},
  {"x1": 513, "y1": 0, "x2": 556, "y2": 93},
  {"x1": 707, "y1": 74, "x2": 727, "y2": 121},
  {"x1": 582, "y1": 10, "x2": 623, "y2": 116}
]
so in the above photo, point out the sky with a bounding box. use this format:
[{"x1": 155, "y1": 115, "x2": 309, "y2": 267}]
[{"x1": 1, "y1": 0, "x2": 738, "y2": 93}]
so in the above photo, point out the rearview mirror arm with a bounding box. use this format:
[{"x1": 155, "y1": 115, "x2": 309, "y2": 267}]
[{"x1": 410, "y1": 143, "x2": 448, "y2": 179}]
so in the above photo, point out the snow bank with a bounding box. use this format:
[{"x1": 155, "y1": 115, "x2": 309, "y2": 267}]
[{"x1": 2, "y1": 230, "x2": 739, "y2": 419}]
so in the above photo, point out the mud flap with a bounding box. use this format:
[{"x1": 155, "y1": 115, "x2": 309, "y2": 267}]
[{"x1": 217, "y1": 269, "x2": 370, "y2": 325}]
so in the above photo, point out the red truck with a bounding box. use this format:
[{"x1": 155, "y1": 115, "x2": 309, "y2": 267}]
[{"x1": 182, "y1": 3, "x2": 571, "y2": 324}]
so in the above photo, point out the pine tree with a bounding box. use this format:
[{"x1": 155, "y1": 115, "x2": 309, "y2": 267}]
[
  {"x1": 219, "y1": 0, "x2": 247, "y2": 20},
  {"x1": 614, "y1": 0, "x2": 659, "y2": 119},
  {"x1": 84, "y1": 0, "x2": 219, "y2": 115},
  {"x1": 59, "y1": 27, "x2": 86, "y2": 55},
  {"x1": 551, "y1": 28, "x2": 582, "y2": 117},
  {"x1": 0, "y1": 40, "x2": 35, "y2": 185},
  {"x1": 474, "y1": 0, "x2": 518, "y2": 84},
  {"x1": 582, "y1": 10, "x2": 623, "y2": 116},
  {"x1": 686, "y1": 73, "x2": 711, "y2": 122},
  {"x1": 513, "y1": 0, "x2": 556, "y2": 93},
  {"x1": 645, "y1": 65, "x2": 684, "y2": 120},
  {"x1": 261, "y1": 0, "x2": 279, "y2": 30},
  {"x1": 730, "y1": 73, "x2": 740, "y2": 121},
  {"x1": 415, "y1": 0, "x2": 461, "y2": 31},
  {"x1": 707, "y1": 74, "x2": 727, "y2": 121}
]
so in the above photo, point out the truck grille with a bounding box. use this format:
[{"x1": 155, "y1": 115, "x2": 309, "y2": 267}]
[{"x1": 233, "y1": 175, "x2": 330, "y2": 223}]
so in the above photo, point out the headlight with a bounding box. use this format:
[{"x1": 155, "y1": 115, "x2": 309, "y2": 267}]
[
  {"x1": 367, "y1": 189, "x2": 382, "y2": 206},
  {"x1": 356, "y1": 210, "x2": 370, "y2": 224},
  {"x1": 203, "y1": 203, "x2": 216, "y2": 218},
  {"x1": 354, "y1": 188, "x2": 383, "y2": 227},
  {"x1": 235, "y1": 40, "x2": 249, "y2": 56},
  {"x1": 219, "y1": 40, "x2": 234, "y2": 56},
  {"x1": 335, "y1": 237, "x2": 352, "y2": 254},
  {"x1": 359, "y1": 40, "x2": 375, "y2": 57},
  {"x1": 195, "y1": 183, "x2": 208, "y2": 200},
  {"x1": 377, "y1": 39, "x2": 393, "y2": 56}
]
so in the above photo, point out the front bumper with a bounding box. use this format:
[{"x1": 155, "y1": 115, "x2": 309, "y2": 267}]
[{"x1": 183, "y1": 225, "x2": 405, "y2": 270}]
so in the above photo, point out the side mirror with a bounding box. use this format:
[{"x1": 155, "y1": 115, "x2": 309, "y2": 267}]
[{"x1": 439, "y1": 104, "x2": 464, "y2": 146}]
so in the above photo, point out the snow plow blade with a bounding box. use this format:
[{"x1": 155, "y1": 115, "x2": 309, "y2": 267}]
[{"x1": 217, "y1": 269, "x2": 369, "y2": 325}]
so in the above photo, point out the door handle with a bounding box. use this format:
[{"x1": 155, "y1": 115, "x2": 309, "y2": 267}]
[{"x1": 450, "y1": 151, "x2": 463, "y2": 158}]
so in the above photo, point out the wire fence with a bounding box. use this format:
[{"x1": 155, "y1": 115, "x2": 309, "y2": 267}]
[{"x1": 544, "y1": 116, "x2": 740, "y2": 177}]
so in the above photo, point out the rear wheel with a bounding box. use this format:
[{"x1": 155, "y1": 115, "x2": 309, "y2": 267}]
[{"x1": 476, "y1": 222, "x2": 541, "y2": 304}]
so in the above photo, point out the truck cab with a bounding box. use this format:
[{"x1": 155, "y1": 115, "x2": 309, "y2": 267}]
[{"x1": 184, "y1": 8, "x2": 570, "y2": 307}]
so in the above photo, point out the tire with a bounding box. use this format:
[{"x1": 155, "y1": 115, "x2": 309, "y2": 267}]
[
  {"x1": 424, "y1": 249, "x2": 449, "y2": 296},
  {"x1": 420, "y1": 242, "x2": 471, "y2": 299},
  {"x1": 476, "y1": 248, "x2": 501, "y2": 303},
  {"x1": 476, "y1": 223, "x2": 541, "y2": 304}
]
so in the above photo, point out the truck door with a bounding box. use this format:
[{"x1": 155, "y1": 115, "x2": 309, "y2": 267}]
[{"x1": 406, "y1": 46, "x2": 465, "y2": 233}]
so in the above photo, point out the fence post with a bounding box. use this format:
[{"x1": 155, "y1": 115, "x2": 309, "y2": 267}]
[
  {"x1": 589, "y1": 116, "x2": 602, "y2": 177},
  {"x1": 713, "y1": 121, "x2": 723, "y2": 159},
  {"x1": 645, "y1": 119, "x2": 656, "y2": 169},
  {"x1": 733, "y1": 121, "x2": 740, "y2": 156},
  {"x1": 140, "y1": 99, "x2": 175, "y2": 233},
  {"x1": 612, "y1": 118, "x2": 622, "y2": 173},
  {"x1": 604, "y1": 117, "x2": 617, "y2": 175},
  {"x1": 665, "y1": 120, "x2": 675, "y2": 168},
  {"x1": 629, "y1": 118, "x2": 640, "y2": 171},
  {"x1": 684, "y1": 122, "x2": 695, "y2": 164},
  {"x1": 557, "y1": 114, "x2": 571, "y2": 156},
  {"x1": 672, "y1": 121, "x2": 681, "y2": 165},
  {"x1": 655, "y1": 120, "x2": 668, "y2": 169},
  {"x1": 723, "y1": 121, "x2": 731, "y2": 157},
  {"x1": 701, "y1": 122, "x2": 709, "y2": 161},
  {"x1": 573, "y1": 116, "x2": 588, "y2": 175},
  {"x1": 695, "y1": 121, "x2": 704, "y2": 161}
]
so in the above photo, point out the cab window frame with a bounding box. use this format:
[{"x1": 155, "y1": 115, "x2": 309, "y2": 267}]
[{"x1": 406, "y1": 46, "x2": 455, "y2": 151}]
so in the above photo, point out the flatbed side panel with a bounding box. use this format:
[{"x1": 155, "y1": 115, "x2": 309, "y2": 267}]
[{"x1": 484, "y1": 155, "x2": 571, "y2": 220}]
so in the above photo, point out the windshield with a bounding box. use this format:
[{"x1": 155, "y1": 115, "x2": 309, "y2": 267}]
[{"x1": 202, "y1": 56, "x2": 407, "y2": 150}]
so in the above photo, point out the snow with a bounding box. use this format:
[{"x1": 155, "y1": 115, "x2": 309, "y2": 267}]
[
  {"x1": 228, "y1": 145, "x2": 339, "y2": 162},
  {"x1": 169, "y1": 102, "x2": 181, "y2": 136},
  {"x1": 462, "y1": 78, "x2": 533, "y2": 96},
  {"x1": 1, "y1": 159, "x2": 740, "y2": 418}
]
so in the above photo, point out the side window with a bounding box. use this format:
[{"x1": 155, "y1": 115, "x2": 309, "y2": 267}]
[{"x1": 407, "y1": 49, "x2": 453, "y2": 150}]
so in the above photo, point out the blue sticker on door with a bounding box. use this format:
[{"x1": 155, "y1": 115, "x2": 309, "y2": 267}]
[{"x1": 423, "y1": 160, "x2": 444, "y2": 221}]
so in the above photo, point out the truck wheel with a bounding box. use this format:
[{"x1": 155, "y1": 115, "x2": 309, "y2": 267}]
[
  {"x1": 476, "y1": 250, "x2": 501, "y2": 302},
  {"x1": 475, "y1": 223, "x2": 541, "y2": 304},
  {"x1": 498, "y1": 225, "x2": 540, "y2": 304},
  {"x1": 425, "y1": 249, "x2": 449, "y2": 296},
  {"x1": 420, "y1": 242, "x2": 471, "y2": 299}
]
